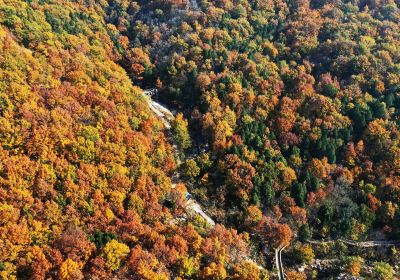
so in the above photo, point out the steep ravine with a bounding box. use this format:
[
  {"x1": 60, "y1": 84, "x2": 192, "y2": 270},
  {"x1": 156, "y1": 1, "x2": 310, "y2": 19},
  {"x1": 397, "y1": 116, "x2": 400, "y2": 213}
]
[
  {"x1": 143, "y1": 92, "x2": 270, "y2": 272},
  {"x1": 144, "y1": 93, "x2": 216, "y2": 226}
]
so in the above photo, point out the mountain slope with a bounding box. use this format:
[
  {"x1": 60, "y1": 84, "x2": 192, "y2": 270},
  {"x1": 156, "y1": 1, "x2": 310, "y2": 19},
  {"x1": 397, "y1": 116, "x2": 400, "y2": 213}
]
[{"x1": 0, "y1": 1, "x2": 263, "y2": 279}]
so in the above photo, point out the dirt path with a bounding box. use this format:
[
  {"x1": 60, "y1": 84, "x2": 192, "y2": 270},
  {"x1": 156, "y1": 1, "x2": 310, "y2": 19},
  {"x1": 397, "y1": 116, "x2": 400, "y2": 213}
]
[
  {"x1": 308, "y1": 239, "x2": 399, "y2": 247},
  {"x1": 144, "y1": 95, "x2": 216, "y2": 225}
]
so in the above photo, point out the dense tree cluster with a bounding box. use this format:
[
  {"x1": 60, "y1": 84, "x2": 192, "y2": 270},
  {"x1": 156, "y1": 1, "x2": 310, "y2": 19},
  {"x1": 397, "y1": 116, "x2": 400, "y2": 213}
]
[
  {"x1": 104, "y1": 0, "x2": 400, "y2": 277},
  {"x1": 1, "y1": 0, "x2": 400, "y2": 278},
  {"x1": 110, "y1": 0, "x2": 400, "y2": 237},
  {"x1": 0, "y1": 0, "x2": 262, "y2": 279}
]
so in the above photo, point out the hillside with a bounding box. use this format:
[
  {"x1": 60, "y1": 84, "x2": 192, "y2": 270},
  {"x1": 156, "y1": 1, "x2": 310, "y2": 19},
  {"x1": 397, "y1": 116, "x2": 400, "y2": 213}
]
[
  {"x1": 0, "y1": 1, "x2": 263, "y2": 279},
  {"x1": 1, "y1": 0, "x2": 400, "y2": 279}
]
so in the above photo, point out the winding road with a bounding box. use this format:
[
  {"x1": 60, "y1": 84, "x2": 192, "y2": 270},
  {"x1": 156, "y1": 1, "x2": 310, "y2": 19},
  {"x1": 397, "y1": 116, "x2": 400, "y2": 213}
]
[{"x1": 275, "y1": 246, "x2": 287, "y2": 280}]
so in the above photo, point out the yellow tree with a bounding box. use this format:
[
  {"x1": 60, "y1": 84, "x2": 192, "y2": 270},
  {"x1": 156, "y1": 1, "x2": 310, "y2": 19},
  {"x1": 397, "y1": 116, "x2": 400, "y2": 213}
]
[
  {"x1": 102, "y1": 240, "x2": 130, "y2": 271},
  {"x1": 173, "y1": 113, "x2": 192, "y2": 150},
  {"x1": 59, "y1": 259, "x2": 83, "y2": 280}
]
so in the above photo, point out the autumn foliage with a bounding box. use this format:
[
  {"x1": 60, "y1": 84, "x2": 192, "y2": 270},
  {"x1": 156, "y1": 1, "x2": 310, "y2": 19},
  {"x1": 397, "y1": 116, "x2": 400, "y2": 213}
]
[
  {"x1": 1, "y1": 0, "x2": 400, "y2": 278},
  {"x1": 0, "y1": 0, "x2": 258, "y2": 278}
]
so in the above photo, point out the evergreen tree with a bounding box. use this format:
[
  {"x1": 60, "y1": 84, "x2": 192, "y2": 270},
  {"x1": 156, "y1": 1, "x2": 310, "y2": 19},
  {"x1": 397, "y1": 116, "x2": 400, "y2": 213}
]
[
  {"x1": 298, "y1": 224, "x2": 312, "y2": 242},
  {"x1": 292, "y1": 182, "x2": 306, "y2": 208}
]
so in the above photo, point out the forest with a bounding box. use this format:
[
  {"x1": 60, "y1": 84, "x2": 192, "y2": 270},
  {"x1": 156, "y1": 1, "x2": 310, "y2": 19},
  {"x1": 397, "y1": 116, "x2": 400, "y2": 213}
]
[{"x1": 0, "y1": 0, "x2": 399, "y2": 279}]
